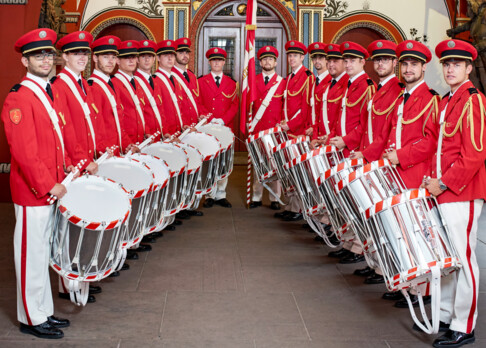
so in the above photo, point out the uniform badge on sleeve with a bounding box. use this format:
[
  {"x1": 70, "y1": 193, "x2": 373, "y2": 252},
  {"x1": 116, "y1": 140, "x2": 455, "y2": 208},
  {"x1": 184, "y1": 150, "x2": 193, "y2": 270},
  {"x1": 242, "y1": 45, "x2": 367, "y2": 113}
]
[{"x1": 9, "y1": 109, "x2": 22, "y2": 124}]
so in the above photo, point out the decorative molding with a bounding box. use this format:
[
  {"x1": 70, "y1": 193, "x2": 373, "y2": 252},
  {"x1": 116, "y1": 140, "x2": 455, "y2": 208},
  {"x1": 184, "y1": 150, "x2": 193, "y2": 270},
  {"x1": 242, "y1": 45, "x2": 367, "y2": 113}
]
[
  {"x1": 323, "y1": 0, "x2": 348, "y2": 18},
  {"x1": 90, "y1": 16, "x2": 155, "y2": 40},
  {"x1": 332, "y1": 20, "x2": 396, "y2": 43}
]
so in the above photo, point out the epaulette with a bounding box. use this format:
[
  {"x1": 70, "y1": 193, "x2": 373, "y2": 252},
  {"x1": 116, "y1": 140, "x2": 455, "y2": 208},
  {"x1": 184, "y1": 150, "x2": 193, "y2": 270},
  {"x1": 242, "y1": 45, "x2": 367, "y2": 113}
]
[
  {"x1": 366, "y1": 78, "x2": 374, "y2": 86},
  {"x1": 429, "y1": 88, "x2": 439, "y2": 96},
  {"x1": 87, "y1": 79, "x2": 94, "y2": 86},
  {"x1": 152, "y1": 74, "x2": 157, "y2": 78},
  {"x1": 50, "y1": 76, "x2": 57, "y2": 84},
  {"x1": 305, "y1": 70, "x2": 312, "y2": 76},
  {"x1": 442, "y1": 92, "x2": 450, "y2": 100},
  {"x1": 198, "y1": 75, "x2": 204, "y2": 79},
  {"x1": 226, "y1": 75, "x2": 237, "y2": 83},
  {"x1": 398, "y1": 82, "x2": 405, "y2": 88},
  {"x1": 468, "y1": 87, "x2": 478, "y2": 95},
  {"x1": 10, "y1": 84, "x2": 22, "y2": 92}
]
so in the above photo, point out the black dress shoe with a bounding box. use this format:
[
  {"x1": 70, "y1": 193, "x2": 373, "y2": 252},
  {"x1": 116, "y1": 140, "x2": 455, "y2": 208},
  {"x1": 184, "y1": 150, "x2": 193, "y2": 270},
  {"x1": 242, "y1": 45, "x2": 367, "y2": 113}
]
[
  {"x1": 395, "y1": 295, "x2": 431, "y2": 308},
  {"x1": 163, "y1": 225, "x2": 176, "y2": 231},
  {"x1": 109, "y1": 271, "x2": 120, "y2": 277},
  {"x1": 20, "y1": 321, "x2": 63, "y2": 339},
  {"x1": 364, "y1": 273, "x2": 385, "y2": 284},
  {"x1": 353, "y1": 266, "x2": 374, "y2": 277},
  {"x1": 188, "y1": 210, "x2": 204, "y2": 216},
  {"x1": 126, "y1": 250, "x2": 139, "y2": 260},
  {"x1": 151, "y1": 231, "x2": 163, "y2": 238},
  {"x1": 433, "y1": 330, "x2": 475, "y2": 348},
  {"x1": 172, "y1": 220, "x2": 183, "y2": 226},
  {"x1": 270, "y1": 202, "x2": 281, "y2": 210},
  {"x1": 274, "y1": 210, "x2": 292, "y2": 219},
  {"x1": 142, "y1": 236, "x2": 156, "y2": 244},
  {"x1": 135, "y1": 243, "x2": 152, "y2": 252},
  {"x1": 328, "y1": 248, "x2": 351, "y2": 259},
  {"x1": 176, "y1": 211, "x2": 190, "y2": 219},
  {"x1": 47, "y1": 316, "x2": 70, "y2": 328},
  {"x1": 249, "y1": 201, "x2": 262, "y2": 209},
  {"x1": 413, "y1": 320, "x2": 450, "y2": 333},
  {"x1": 314, "y1": 235, "x2": 324, "y2": 242},
  {"x1": 283, "y1": 212, "x2": 303, "y2": 221},
  {"x1": 328, "y1": 235, "x2": 341, "y2": 246},
  {"x1": 59, "y1": 292, "x2": 96, "y2": 303},
  {"x1": 89, "y1": 285, "x2": 102, "y2": 294},
  {"x1": 203, "y1": 198, "x2": 215, "y2": 208},
  {"x1": 382, "y1": 291, "x2": 404, "y2": 301},
  {"x1": 339, "y1": 252, "x2": 365, "y2": 264},
  {"x1": 87, "y1": 295, "x2": 96, "y2": 303},
  {"x1": 215, "y1": 198, "x2": 232, "y2": 208},
  {"x1": 120, "y1": 263, "x2": 130, "y2": 271}
]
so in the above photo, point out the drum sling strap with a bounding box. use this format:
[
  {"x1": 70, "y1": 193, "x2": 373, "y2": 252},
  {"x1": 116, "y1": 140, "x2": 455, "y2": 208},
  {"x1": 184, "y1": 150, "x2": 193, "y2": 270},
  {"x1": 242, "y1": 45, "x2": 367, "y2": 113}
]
[
  {"x1": 283, "y1": 76, "x2": 302, "y2": 123},
  {"x1": 311, "y1": 71, "x2": 328, "y2": 126},
  {"x1": 249, "y1": 75, "x2": 283, "y2": 133},
  {"x1": 114, "y1": 73, "x2": 146, "y2": 133},
  {"x1": 134, "y1": 75, "x2": 164, "y2": 134},
  {"x1": 58, "y1": 73, "x2": 97, "y2": 156},
  {"x1": 172, "y1": 72, "x2": 199, "y2": 115},
  {"x1": 321, "y1": 84, "x2": 331, "y2": 135},
  {"x1": 155, "y1": 71, "x2": 184, "y2": 129}
]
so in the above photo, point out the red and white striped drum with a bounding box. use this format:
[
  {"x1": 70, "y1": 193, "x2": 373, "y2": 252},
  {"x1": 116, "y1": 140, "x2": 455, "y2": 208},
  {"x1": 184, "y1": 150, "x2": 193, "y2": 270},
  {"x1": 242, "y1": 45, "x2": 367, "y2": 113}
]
[
  {"x1": 246, "y1": 126, "x2": 288, "y2": 183},
  {"x1": 198, "y1": 123, "x2": 235, "y2": 180},
  {"x1": 176, "y1": 143, "x2": 202, "y2": 210}
]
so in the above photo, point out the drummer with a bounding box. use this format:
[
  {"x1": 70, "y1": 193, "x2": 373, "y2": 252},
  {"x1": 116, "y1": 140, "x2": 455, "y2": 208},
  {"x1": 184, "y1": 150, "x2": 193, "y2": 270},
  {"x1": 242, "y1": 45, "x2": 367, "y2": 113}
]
[
  {"x1": 423, "y1": 39, "x2": 486, "y2": 348},
  {"x1": 276, "y1": 40, "x2": 314, "y2": 222},
  {"x1": 51, "y1": 30, "x2": 104, "y2": 303},
  {"x1": 248, "y1": 46, "x2": 286, "y2": 210},
  {"x1": 88, "y1": 36, "x2": 139, "y2": 156},
  {"x1": 350, "y1": 40, "x2": 404, "y2": 284},
  {"x1": 198, "y1": 47, "x2": 239, "y2": 208},
  {"x1": 1, "y1": 28, "x2": 72, "y2": 339}
]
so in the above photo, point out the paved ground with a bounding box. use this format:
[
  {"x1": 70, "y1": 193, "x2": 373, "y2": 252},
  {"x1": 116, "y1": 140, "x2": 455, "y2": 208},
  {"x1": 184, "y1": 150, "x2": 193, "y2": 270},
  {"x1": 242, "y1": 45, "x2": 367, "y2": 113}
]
[{"x1": 0, "y1": 165, "x2": 485, "y2": 347}]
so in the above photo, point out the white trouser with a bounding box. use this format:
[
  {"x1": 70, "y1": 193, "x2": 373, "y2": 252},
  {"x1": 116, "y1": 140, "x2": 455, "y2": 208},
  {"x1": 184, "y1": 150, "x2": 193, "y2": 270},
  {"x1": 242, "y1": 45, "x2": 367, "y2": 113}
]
[
  {"x1": 14, "y1": 204, "x2": 55, "y2": 326},
  {"x1": 439, "y1": 200, "x2": 482, "y2": 334},
  {"x1": 207, "y1": 177, "x2": 228, "y2": 200},
  {"x1": 284, "y1": 195, "x2": 300, "y2": 213},
  {"x1": 252, "y1": 177, "x2": 281, "y2": 202}
]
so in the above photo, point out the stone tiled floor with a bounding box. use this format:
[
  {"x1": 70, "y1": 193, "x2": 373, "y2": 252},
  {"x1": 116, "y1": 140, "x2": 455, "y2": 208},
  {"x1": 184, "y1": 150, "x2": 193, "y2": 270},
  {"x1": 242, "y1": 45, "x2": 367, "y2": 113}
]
[{"x1": 0, "y1": 165, "x2": 485, "y2": 347}]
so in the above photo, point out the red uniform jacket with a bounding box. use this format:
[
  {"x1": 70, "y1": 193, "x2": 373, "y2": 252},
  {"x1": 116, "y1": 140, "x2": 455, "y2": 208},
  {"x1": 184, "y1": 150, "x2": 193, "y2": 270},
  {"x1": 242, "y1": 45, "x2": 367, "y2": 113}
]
[
  {"x1": 431, "y1": 81, "x2": 486, "y2": 203},
  {"x1": 172, "y1": 68, "x2": 200, "y2": 125},
  {"x1": 364, "y1": 82, "x2": 440, "y2": 189},
  {"x1": 1, "y1": 77, "x2": 72, "y2": 206},
  {"x1": 329, "y1": 72, "x2": 375, "y2": 156},
  {"x1": 360, "y1": 76, "x2": 404, "y2": 151},
  {"x1": 134, "y1": 70, "x2": 164, "y2": 139},
  {"x1": 197, "y1": 74, "x2": 239, "y2": 127},
  {"x1": 51, "y1": 69, "x2": 104, "y2": 161},
  {"x1": 154, "y1": 69, "x2": 185, "y2": 135},
  {"x1": 315, "y1": 73, "x2": 349, "y2": 139},
  {"x1": 310, "y1": 71, "x2": 332, "y2": 131},
  {"x1": 250, "y1": 73, "x2": 286, "y2": 134},
  {"x1": 111, "y1": 73, "x2": 147, "y2": 144},
  {"x1": 88, "y1": 74, "x2": 133, "y2": 155},
  {"x1": 284, "y1": 66, "x2": 315, "y2": 135}
]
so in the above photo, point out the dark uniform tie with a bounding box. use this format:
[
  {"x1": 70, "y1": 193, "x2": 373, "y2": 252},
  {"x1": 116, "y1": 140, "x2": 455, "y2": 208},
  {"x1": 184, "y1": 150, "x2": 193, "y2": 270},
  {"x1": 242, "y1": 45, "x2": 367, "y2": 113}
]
[
  {"x1": 330, "y1": 79, "x2": 337, "y2": 89},
  {"x1": 215, "y1": 76, "x2": 220, "y2": 87},
  {"x1": 291, "y1": 73, "x2": 295, "y2": 79},
  {"x1": 169, "y1": 75, "x2": 175, "y2": 87},
  {"x1": 264, "y1": 76, "x2": 269, "y2": 85},
  {"x1": 108, "y1": 78, "x2": 115, "y2": 91},
  {"x1": 78, "y1": 78, "x2": 86, "y2": 95},
  {"x1": 316, "y1": 77, "x2": 320, "y2": 86},
  {"x1": 377, "y1": 83, "x2": 382, "y2": 91},
  {"x1": 46, "y1": 84, "x2": 54, "y2": 101},
  {"x1": 130, "y1": 78, "x2": 136, "y2": 90},
  {"x1": 347, "y1": 80, "x2": 351, "y2": 88},
  {"x1": 183, "y1": 71, "x2": 190, "y2": 83},
  {"x1": 149, "y1": 76, "x2": 154, "y2": 90},
  {"x1": 403, "y1": 92, "x2": 411, "y2": 104}
]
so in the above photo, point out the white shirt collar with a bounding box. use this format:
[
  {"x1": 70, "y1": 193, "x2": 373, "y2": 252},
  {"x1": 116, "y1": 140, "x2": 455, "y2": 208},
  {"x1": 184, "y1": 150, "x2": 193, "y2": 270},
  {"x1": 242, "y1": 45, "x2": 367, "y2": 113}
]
[
  {"x1": 262, "y1": 71, "x2": 275, "y2": 80},
  {"x1": 292, "y1": 65, "x2": 303, "y2": 75},
  {"x1": 65, "y1": 66, "x2": 82, "y2": 81},
  {"x1": 317, "y1": 70, "x2": 329, "y2": 81},
  {"x1": 450, "y1": 79, "x2": 470, "y2": 97},
  {"x1": 379, "y1": 74, "x2": 395, "y2": 88},
  {"x1": 211, "y1": 71, "x2": 223, "y2": 80},
  {"x1": 118, "y1": 69, "x2": 133, "y2": 80},
  {"x1": 26, "y1": 72, "x2": 48, "y2": 89},
  {"x1": 348, "y1": 70, "x2": 365, "y2": 84},
  {"x1": 173, "y1": 65, "x2": 186, "y2": 74},
  {"x1": 158, "y1": 68, "x2": 171, "y2": 78},
  {"x1": 137, "y1": 69, "x2": 151, "y2": 81},
  {"x1": 92, "y1": 69, "x2": 110, "y2": 83},
  {"x1": 333, "y1": 71, "x2": 346, "y2": 82},
  {"x1": 405, "y1": 79, "x2": 425, "y2": 95}
]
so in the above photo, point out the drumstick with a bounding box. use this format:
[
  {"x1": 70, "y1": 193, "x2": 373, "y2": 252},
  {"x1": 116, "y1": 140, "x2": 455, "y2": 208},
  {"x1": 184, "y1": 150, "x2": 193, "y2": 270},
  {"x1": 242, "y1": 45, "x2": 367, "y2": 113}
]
[
  {"x1": 47, "y1": 159, "x2": 87, "y2": 204},
  {"x1": 178, "y1": 117, "x2": 209, "y2": 141},
  {"x1": 96, "y1": 145, "x2": 118, "y2": 165},
  {"x1": 126, "y1": 131, "x2": 161, "y2": 156}
]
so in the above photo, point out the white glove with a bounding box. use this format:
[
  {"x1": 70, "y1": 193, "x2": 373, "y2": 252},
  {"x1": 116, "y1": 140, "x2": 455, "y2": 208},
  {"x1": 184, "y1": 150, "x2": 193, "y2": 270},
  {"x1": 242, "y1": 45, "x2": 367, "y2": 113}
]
[{"x1": 211, "y1": 118, "x2": 225, "y2": 125}]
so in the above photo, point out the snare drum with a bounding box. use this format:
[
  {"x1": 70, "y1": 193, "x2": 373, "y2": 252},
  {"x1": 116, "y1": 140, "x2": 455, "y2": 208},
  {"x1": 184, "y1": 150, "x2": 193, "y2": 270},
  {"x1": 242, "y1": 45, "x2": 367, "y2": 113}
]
[
  {"x1": 364, "y1": 189, "x2": 461, "y2": 292},
  {"x1": 247, "y1": 126, "x2": 288, "y2": 183},
  {"x1": 50, "y1": 175, "x2": 131, "y2": 282},
  {"x1": 181, "y1": 132, "x2": 222, "y2": 194},
  {"x1": 97, "y1": 156, "x2": 154, "y2": 248},
  {"x1": 176, "y1": 143, "x2": 202, "y2": 209},
  {"x1": 128, "y1": 153, "x2": 170, "y2": 233},
  {"x1": 198, "y1": 123, "x2": 235, "y2": 180},
  {"x1": 143, "y1": 142, "x2": 189, "y2": 216}
]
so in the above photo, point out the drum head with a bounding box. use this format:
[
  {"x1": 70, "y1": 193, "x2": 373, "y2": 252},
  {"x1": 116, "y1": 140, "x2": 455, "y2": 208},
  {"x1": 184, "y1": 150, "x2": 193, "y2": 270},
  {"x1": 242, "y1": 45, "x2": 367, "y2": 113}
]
[
  {"x1": 182, "y1": 132, "x2": 221, "y2": 159},
  {"x1": 198, "y1": 124, "x2": 234, "y2": 149},
  {"x1": 177, "y1": 144, "x2": 202, "y2": 171},
  {"x1": 129, "y1": 153, "x2": 170, "y2": 187},
  {"x1": 143, "y1": 143, "x2": 188, "y2": 173},
  {"x1": 60, "y1": 175, "x2": 130, "y2": 226},
  {"x1": 98, "y1": 157, "x2": 153, "y2": 195}
]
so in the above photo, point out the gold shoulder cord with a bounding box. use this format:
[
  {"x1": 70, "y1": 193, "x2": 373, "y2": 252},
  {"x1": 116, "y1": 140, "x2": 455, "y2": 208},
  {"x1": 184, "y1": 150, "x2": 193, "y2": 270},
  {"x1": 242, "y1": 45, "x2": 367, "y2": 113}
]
[
  {"x1": 222, "y1": 82, "x2": 238, "y2": 99},
  {"x1": 193, "y1": 79, "x2": 200, "y2": 97},
  {"x1": 287, "y1": 80, "x2": 307, "y2": 97},
  {"x1": 421, "y1": 100, "x2": 436, "y2": 137},
  {"x1": 346, "y1": 85, "x2": 373, "y2": 108},
  {"x1": 469, "y1": 94, "x2": 485, "y2": 152},
  {"x1": 401, "y1": 97, "x2": 436, "y2": 125},
  {"x1": 373, "y1": 91, "x2": 404, "y2": 116}
]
